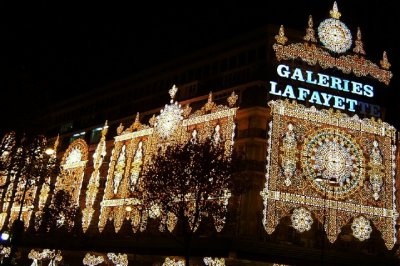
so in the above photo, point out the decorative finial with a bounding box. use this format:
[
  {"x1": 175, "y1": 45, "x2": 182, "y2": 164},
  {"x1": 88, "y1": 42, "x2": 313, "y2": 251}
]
[
  {"x1": 130, "y1": 112, "x2": 142, "y2": 131},
  {"x1": 117, "y1": 123, "x2": 124, "y2": 135},
  {"x1": 380, "y1": 51, "x2": 391, "y2": 70},
  {"x1": 149, "y1": 114, "x2": 156, "y2": 127},
  {"x1": 304, "y1": 15, "x2": 317, "y2": 42},
  {"x1": 275, "y1": 25, "x2": 288, "y2": 45},
  {"x1": 101, "y1": 120, "x2": 109, "y2": 139},
  {"x1": 204, "y1": 92, "x2": 216, "y2": 112},
  {"x1": 53, "y1": 134, "x2": 59, "y2": 152},
  {"x1": 182, "y1": 104, "x2": 192, "y2": 118},
  {"x1": 169, "y1": 84, "x2": 178, "y2": 100},
  {"x1": 227, "y1": 91, "x2": 238, "y2": 107},
  {"x1": 353, "y1": 27, "x2": 366, "y2": 55},
  {"x1": 330, "y1": 1, "x2": 341, "y2": 19}
]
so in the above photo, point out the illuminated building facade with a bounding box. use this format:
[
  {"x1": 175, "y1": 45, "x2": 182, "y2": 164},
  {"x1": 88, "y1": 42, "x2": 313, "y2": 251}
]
[{"x1": 0, "y1": 2, "x2": 399, "y2": 265}]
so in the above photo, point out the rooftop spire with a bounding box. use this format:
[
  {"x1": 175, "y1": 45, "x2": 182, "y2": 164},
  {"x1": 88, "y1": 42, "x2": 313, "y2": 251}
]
[
  {"x1": 169, "y1": 84, "x2": 178, "y2": 100},
  {"x1": 353, "y1": 27, "x2": 366, "y2": 55}
]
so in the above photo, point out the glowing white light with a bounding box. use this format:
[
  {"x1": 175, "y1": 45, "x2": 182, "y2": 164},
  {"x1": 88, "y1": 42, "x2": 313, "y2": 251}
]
[
  {"x1": 65, "y1": 148, "x2": 82, "y2": 165},
  {"x1": 155, "y1": 102, "x2": 183, "y2": 138},
  {"x1": 0, "y1": 231, "x2": 10, "y2": 241},
  {"x1": 45, "y1": 148, "x2": 55, "y2": 155}
]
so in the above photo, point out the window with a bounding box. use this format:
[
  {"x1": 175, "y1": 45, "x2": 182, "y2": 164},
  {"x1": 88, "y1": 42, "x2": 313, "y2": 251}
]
[
  {"x1": 69, "y1": 131, "x2": 86, "y2": 143},
  {"x1": 60, "y1": 122, "x2": 73, "y2": 133},
  {"x1": 90, "y1": 127, "x2": 103, "y2": 144}
]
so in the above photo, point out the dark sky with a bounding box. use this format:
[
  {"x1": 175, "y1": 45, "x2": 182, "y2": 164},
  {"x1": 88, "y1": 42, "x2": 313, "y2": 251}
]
[{"x1": 1, "y1": 1, "x2": 399, "y2": 134}]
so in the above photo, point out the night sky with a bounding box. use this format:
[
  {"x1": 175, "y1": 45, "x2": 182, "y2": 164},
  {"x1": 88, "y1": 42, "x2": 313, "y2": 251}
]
[{"x1": 1, "y1": 1, "x2": 399, "y2": 135}]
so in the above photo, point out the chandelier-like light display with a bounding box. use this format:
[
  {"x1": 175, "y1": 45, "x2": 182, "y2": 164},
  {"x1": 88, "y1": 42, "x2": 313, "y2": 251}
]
[
  {"x1": 317, "y1": 2, "x2": 352, "y2": 53},
  {"x1": 302, "y1": 128, "x2": 365, "y2": 199},
  {"x1": 98, "y1": 87, "x2": 237, "y2": 234},
  {"x1": 57, "y1": 138, "x2": 88, "y2": 204},
  {"x1": 273, "y1": 3, "x2": 392, "y2": 85},
  {"x1": 155, "y1": 85, "x2": 183, "y2": 139},
  {"x1": 261, "y1": 100, "x2": 397, "y2": 248}
]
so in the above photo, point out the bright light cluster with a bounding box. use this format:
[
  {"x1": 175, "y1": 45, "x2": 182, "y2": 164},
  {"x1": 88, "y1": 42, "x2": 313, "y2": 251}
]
[
  {"x1": 155, "y1": 85, "x2": 183, "y2": 139},
  {"x1": 280, "y1": 123, "x2": 297, "y2": 186},
  {"x1": 204, "y1": 257, "x2": 225, "y2": 266},
  {"x1": 57, "y1": 138, "x2": 88, "y2": 204},
  {"x1": 107, "y1": 253, "x2": 128, "y2": 266},
  {"x1": 351, "y1": 216, "x2": 372, "y2": 241},
  {"x1": 83, "y1": 253, "x2": 105, "y2": 266},
  {"x1": 28, "y1": 249, "x2": 62, "y2": 264},
  {"x1": 318, "y1": 18, "x2": 352, "y2": 53},
  {"x1": 82, "y1": 122, "x2": 108, "y2": 232},
  {"x1": 162, "y1": 257, "x2": 185, "y2": 266},
  {"x1": 368, "y1": 141, "x2": 384, "y2": 200},
  {"x1": 0, "y1": 133, "x2": 59, "y2": 231},
  {"x1": 0, "y1": 245, "x2": 10, "y2": 259},
  {"x1": 291, "y1": 207, "x2": 313, "y2": 233}
]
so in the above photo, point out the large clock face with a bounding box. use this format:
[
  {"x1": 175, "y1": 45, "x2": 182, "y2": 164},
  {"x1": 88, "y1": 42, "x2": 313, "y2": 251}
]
[
  {"x1": 318, "y1": 18, "x2": 352, "y2": 53},
  {"x1": 301, "y1": 128, "x2": 365, "y2": 199}
]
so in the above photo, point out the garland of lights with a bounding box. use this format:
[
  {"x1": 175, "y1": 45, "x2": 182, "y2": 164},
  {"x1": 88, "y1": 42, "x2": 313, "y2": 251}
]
[
  {"x1": 261, "y1": 100, "x2": 397, "y2": 249},
  {"x1": 98, "y1": 86, "x2": 238, "y2": 234},
  {"x1": 9, "y1": 181, "x2": 37, "y2": 229},
  {"x1": 28, "y1": 249, "x2": 62, "y2": 264},
  {"x1": 82, "y1": 122, "x2": 108, "y2": 232},
  {"x1": 0, "y1": 133, "x2": 16, "y2": 228},
  {"x1": 0, "y1": 134, "x2": 59, "y2": 230}
]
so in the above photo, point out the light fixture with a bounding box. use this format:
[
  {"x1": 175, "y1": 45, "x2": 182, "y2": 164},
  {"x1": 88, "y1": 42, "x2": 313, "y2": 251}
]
[{"x1": 0, "y1": 231, "x2": 10, "y2": 241}]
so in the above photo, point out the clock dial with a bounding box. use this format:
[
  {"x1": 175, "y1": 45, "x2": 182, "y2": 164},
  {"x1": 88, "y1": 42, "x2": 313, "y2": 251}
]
[
  {"x1": 318, "y1": 18, "x2": 352, "y2": 53},
  {"x1": 301, "y1": 128, "x2": 365, "y2": 199}
]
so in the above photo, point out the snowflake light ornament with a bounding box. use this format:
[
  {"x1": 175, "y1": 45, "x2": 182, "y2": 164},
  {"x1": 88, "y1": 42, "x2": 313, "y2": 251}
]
[
  {"x1": 155, "y1": 85, "x2": 183, "y2": 139},
  {"x1": 291, "y1": 207, "x2": 313, "y2": 233},
  {"x1": 351, "y1": 216, "x2": 372, "y2": 241}
]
